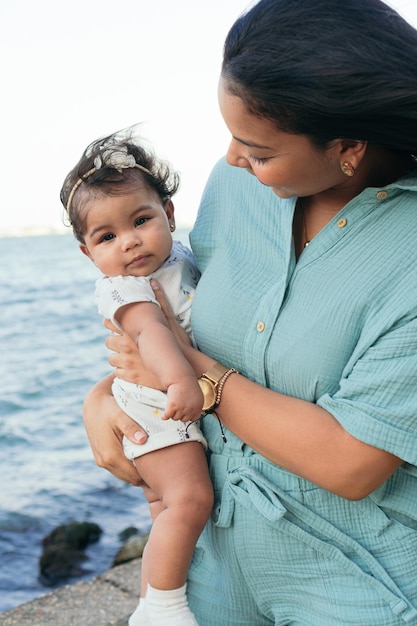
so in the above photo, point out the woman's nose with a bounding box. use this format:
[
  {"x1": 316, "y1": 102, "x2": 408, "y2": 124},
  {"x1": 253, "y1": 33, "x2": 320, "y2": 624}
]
[{"x1": 225, "y1": 139, "x2": 249, "y2": 169}]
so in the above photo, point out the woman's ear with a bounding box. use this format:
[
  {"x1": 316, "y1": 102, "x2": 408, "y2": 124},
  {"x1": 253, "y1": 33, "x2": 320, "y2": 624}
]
[{"x1": 339, "y1": 139, "x2": 368, "y2": 170}]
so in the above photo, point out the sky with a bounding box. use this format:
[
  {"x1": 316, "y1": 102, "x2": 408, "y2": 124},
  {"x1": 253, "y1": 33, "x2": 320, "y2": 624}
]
[{"x1": 1, "y1": 0, "x2": 417, "y2": 236}]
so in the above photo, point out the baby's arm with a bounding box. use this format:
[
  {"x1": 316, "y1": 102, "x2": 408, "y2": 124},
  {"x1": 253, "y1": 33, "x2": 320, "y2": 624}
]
[{"x1": 116, "y1": 301, "x2": 203, "y2": 422}]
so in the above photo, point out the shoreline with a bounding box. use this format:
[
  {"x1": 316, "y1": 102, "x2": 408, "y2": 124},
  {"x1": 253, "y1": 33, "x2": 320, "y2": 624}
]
[{"x1": 0, "y1": 559, "x2": 142, "y2": 626}]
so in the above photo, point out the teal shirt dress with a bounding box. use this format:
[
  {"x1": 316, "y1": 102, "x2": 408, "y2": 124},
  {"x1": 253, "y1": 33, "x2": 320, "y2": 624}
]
[{"x1": 187, "y1": 158, "x2": 417, "y2": 625}]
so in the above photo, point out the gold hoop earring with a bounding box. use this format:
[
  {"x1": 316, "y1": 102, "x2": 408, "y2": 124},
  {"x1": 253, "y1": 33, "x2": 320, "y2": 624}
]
[{"x1": 341, "y1": 161, "x2": 355, "y2": 177}]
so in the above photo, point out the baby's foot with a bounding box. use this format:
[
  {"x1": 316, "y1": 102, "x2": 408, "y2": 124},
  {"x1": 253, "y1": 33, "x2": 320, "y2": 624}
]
[
  {"x1": 128, "y1": 600, "x2": 150, "y2": 626},
  {"x1": 145, "y1": 584, "x2": 199, "y2": 625},
  {"x1": 146, "y1": 606, "x2": 199, "y2": 626}
]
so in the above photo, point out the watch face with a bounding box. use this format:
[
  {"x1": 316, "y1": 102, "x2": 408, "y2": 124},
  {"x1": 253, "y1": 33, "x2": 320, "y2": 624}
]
[{"x1": 198, "y1": 378, "x2": 217, "y2": 412}]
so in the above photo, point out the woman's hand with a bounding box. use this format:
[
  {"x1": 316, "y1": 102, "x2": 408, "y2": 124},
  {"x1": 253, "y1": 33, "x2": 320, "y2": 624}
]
[
  {"x1": 84, "y1": 281, "x2": 212, "y2": 485},
  {"x1": 104, "y1": 318, "x2": 162, "y2": 388},
  {"x1": 82, "y1": 374, "x2": 147, "y2": 486}
]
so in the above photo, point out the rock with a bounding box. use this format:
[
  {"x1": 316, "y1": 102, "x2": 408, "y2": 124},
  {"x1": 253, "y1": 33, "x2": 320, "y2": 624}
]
[
  {"x1": 39, "y1": 545, "x2": 87, "y2": 586},
  {"x1": 42, "y1": 521, "x2": 102, "y2": 550},
  {"x1": 39, "y1": 521, "x2": 103, "y2": 586},
  {"x1": 112, "y1": 533, "x2": 149, "y2": 566},
  {"x1": 118, "y1": 526, "x2": 139, "y2": 542}
]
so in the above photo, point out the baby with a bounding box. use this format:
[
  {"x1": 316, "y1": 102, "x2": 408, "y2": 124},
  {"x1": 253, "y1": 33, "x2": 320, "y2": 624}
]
[{"x1": 60, "y1": 128, "x2": 213, "y2": 626}]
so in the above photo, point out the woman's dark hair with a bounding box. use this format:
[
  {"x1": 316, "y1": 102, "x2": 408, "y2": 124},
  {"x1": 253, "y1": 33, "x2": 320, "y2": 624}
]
[
  {"x1": 60, "y1": 126, "x2": 180, "y2": 243},
  {"x1": 222, "y1": 0, "x2": 417, "y2": 155}
]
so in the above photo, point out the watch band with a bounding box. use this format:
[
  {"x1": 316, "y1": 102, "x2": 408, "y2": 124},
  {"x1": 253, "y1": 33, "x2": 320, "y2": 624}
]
[
  {"x1": 202, "y1": 362, "x2": 230, "y2": 385},
  {"x1": 198, "y1": 362, "x2": 238, "y2": 415}
]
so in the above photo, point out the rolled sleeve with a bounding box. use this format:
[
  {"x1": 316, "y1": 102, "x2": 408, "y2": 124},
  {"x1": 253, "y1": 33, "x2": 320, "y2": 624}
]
[{"x1": 318, "y1": 316, "x2": 417, "y2": 466}]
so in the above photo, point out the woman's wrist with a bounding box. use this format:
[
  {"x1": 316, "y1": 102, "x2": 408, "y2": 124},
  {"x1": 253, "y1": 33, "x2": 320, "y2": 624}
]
[
  {"x1": 198, "y1": 363, "x2": 238, "y2": 415},
  {"x1": 183, "y1": 344, "x2": 216, "y2": 377}
]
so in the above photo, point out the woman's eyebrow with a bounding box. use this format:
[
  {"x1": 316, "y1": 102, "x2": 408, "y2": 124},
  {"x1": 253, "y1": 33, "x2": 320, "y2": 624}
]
[{"x1": 233, "y1": 134, "x2": 272, "y2": 149}]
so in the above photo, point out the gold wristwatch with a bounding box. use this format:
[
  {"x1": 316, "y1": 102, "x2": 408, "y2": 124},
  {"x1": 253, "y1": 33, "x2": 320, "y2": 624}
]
[{"x1": 198, "y1": 362, "x2": 238, "y2": 415}]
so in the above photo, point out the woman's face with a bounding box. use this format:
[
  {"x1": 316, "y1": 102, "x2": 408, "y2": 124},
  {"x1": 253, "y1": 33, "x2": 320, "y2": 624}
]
[{"x1": 218, "y1": 78, "x2": 345, "y2": 199}]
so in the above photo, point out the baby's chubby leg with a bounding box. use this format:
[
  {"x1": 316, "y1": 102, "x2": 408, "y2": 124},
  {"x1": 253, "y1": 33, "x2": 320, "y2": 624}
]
[
  {"x1": 128, "y1": 486, "x2": 162, "y2": 625},
  {"x1": 135, "y1": 441, "x2": 213, "y2": 590},
  {"x1": 130, "y1": 442, "x2": 213, "y2": 625},
  {"x1": 138, "y1": 486, "x2": 164, "y2": 599}
]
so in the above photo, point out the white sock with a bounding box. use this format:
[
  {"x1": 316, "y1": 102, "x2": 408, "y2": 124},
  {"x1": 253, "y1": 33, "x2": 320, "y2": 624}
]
[
  {"x1": 128, "y1": 598, "x2": 150, "y2": 626},
  {"x1": 145, "y1": 583, "x2": 199, "y2": 626}
]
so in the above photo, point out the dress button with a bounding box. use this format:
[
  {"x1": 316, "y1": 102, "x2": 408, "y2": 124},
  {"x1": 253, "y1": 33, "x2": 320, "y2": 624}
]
[
  {"x1": 256, "y1": 321, "x2": 265, "y2": 333},
  {"x1": 376, "y1": 190, "x2": 388, "y2": 200},
  {"x1": 337, "y1": 218, "x2": 347, "y2": 228}
]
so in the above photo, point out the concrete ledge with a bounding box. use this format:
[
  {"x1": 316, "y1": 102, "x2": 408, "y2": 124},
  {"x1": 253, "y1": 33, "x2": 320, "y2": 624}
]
[{"x1": 0, "y1": 559, "x2": 142, "y2": 626}]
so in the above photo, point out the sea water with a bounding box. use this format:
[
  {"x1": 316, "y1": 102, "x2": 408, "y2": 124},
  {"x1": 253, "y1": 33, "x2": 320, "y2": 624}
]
[{"x1": 0, "y1": 229, "x2": 190, "y2": 612}]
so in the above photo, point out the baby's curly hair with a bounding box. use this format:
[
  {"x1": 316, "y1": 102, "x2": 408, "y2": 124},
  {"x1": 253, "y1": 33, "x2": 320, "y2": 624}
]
[{"x1": 60, "y1": 126, "x2": 180, "y2": 243}]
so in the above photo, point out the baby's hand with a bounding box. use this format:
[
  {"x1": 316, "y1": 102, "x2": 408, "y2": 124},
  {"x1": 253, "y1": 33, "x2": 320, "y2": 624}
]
[{"x1": 163, "y1": 377, "x2": 203, "y2": 422}]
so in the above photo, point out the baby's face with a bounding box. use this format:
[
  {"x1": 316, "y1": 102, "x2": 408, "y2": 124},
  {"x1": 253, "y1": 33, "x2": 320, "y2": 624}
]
[{"x1": 79, "y1": 186, "x2": 174, "y2": 277}]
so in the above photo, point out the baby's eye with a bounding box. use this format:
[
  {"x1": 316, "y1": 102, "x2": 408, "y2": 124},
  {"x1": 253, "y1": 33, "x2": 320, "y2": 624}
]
[
  {"x1": 101, "y1": 233, "x2": 115, "y2": 242},
  {"x1": 135, "y1": 216, "x2": 148, "y2": 227}
]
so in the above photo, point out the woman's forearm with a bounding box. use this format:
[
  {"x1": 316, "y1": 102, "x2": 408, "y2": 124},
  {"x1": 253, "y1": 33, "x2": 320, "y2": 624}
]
[
  {"x1": 104, "y1": 290, "x2": 402, "y2": 498},
  {"x1": 185, "y1": 347, "x2": 402, "y2": 499}
]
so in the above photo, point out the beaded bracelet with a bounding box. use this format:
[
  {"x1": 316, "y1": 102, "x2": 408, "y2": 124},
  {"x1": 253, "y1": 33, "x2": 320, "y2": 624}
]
[
  {"x1": 212, "y1": 367, "x2": 238, "y2": 444},
  {"x1": 214, "y1": 367, "x2": 238, "y2": 409}
]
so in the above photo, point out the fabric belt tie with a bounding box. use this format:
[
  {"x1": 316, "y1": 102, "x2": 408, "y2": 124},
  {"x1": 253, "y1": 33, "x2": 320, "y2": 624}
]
[{"x1": 213, "y1": 464, "x2": 417, "y2": 623}]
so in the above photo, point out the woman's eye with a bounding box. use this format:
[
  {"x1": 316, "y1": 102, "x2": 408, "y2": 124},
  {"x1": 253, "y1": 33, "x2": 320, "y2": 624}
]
[
  {"x1": 248, "y1": 154, "x2": 270, "y2": 165},
  {"x1": 135, "y1": 217, "x2": 148, "y2": 227}
]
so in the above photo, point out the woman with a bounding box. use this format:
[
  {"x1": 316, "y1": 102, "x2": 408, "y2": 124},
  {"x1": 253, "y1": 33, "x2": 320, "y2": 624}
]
[{"x1": 83, "y1": 0, "x2": 417, "y2": 623}]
